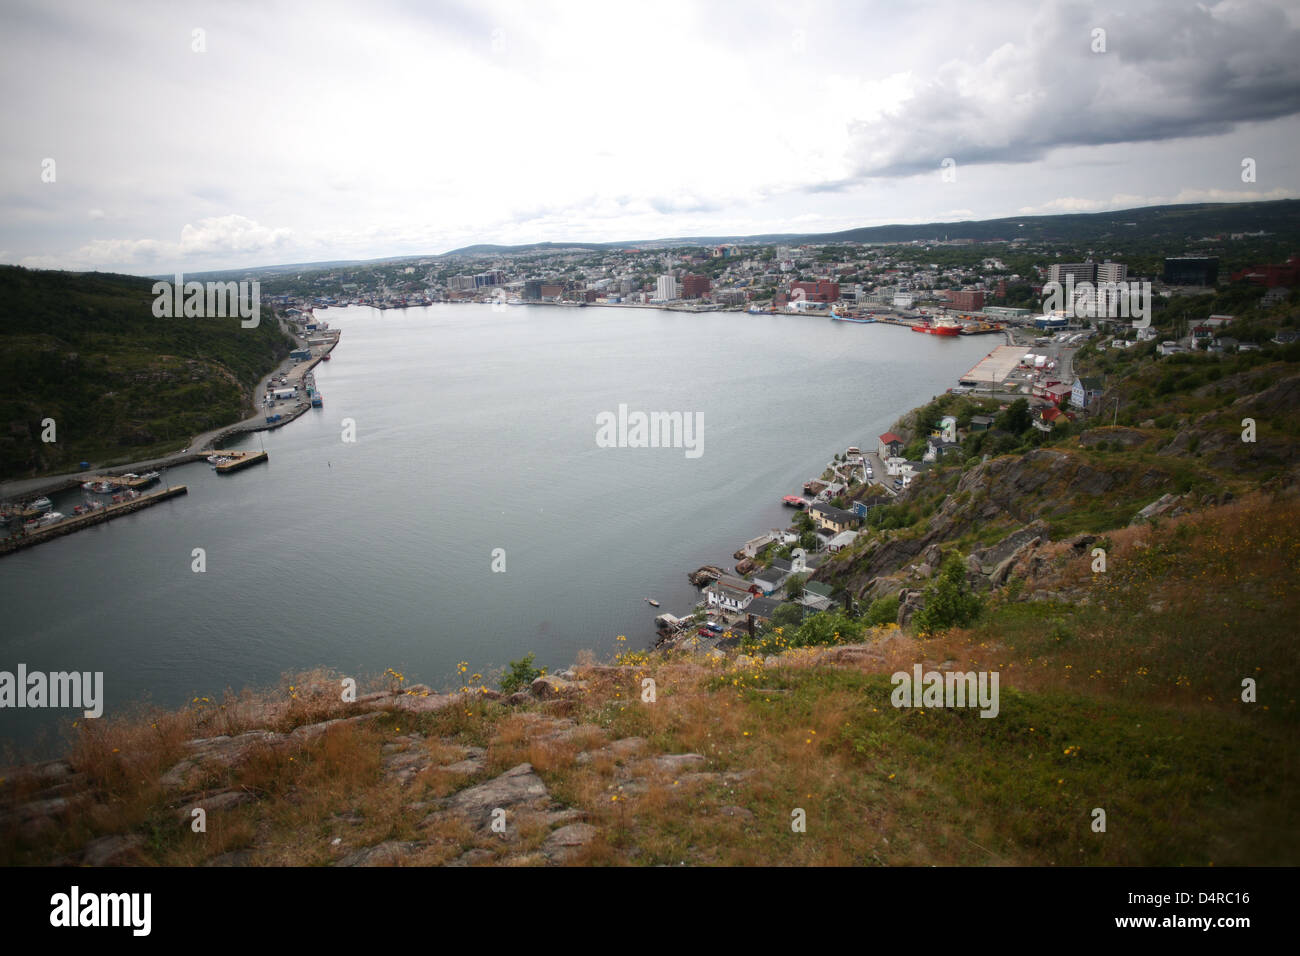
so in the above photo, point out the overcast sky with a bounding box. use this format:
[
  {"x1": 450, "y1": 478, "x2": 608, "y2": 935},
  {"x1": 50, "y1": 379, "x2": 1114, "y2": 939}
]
[{"x1": 3, "y1": 0, "x2": 1299, "y2": 274}]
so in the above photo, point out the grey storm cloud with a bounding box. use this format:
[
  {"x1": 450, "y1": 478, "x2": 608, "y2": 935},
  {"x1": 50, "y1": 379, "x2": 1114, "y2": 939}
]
[{"x1": 841, "y1": 0, "x2": 1300, "y2": 180}]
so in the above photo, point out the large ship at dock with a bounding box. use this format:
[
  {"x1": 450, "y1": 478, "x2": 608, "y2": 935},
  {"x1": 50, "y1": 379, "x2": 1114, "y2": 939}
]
[{"x1": 910, "y1": 315, "x2": 962, "y2": 336}]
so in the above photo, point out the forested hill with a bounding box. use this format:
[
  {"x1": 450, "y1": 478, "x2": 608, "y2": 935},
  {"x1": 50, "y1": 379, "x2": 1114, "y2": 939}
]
[{"x1": 0, "y1": 266, "x2": 293, "y2": 479}]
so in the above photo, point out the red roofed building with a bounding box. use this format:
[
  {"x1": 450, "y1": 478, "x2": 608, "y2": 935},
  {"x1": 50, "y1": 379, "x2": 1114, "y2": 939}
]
[{"x1": 878, "y1": 432, "x2": 904, "y2": 459}]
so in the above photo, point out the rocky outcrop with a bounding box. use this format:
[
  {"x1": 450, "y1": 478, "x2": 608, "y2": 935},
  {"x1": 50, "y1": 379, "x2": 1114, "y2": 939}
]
[
  {"x1": 530, "y1": 674, "x2": 588, "y2": 700},
  {"x1": 1079, "y1": 427, "x2": 1151, "y2": 449},
  {"x1": 1131, "y1": 492, "x2": 1191, "y2": 525}
]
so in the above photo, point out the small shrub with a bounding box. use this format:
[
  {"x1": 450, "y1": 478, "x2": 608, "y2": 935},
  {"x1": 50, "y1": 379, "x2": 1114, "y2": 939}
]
[{"x1": 499, "y1": 653, "x2": 543, "y2": 694}]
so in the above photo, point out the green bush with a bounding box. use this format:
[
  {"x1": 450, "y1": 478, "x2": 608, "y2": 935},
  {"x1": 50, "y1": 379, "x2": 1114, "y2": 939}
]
[
  {"x1": 498, "y1": 652, "x2": 543, "y2": 693},
  {"x1": 863, "y1": 594, "x2": 900, "y2": 627},
  {"x1": 913, "y1": 555, "x2": 982, "y2": 633}
]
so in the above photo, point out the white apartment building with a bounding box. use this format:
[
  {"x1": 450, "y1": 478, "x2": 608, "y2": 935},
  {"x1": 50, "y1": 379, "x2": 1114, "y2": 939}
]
[{"x1": 1097, "y1": 260, "x2": 1128, "y2": 283}]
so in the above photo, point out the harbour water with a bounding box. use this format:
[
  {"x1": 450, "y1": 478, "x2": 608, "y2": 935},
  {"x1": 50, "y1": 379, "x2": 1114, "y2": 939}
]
[{"x1": 0, "y1": 304, "x2": 991, "y2": 754}]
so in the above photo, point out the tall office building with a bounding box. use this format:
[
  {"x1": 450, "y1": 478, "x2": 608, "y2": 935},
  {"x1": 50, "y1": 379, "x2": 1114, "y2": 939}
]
[
  {"x1": 681, "y1": 274, "x2": 711, "y2": 299},
  {"x1": 1164, "y1": 257, "x2": 1219, "y2": 286}
]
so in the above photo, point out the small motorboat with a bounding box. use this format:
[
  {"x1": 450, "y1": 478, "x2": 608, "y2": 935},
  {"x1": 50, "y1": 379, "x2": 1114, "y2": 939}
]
[
  {"x1": 29, "y1": 496, "x2": 53, "y2": 511},
  {"x1": 83, "y1": 480, "x2": 114, "y2": 494},
  {"x1": 645, "y1": 598, "x2": 660, "y2": 607}
]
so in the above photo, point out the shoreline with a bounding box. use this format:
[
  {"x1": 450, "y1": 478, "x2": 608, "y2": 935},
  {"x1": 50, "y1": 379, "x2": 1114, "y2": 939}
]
[
  {"x1": 0, "y1": 332, "x2": 340, "y2": 503},
  {"x1": 652, "y1": 347, "x2": 1001, "y2": 650}
]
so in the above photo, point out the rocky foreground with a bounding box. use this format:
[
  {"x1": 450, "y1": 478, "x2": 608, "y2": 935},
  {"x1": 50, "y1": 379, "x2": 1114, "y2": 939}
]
[{"x1": 0, "y1": 645, "x2": 905, "y2": 867}]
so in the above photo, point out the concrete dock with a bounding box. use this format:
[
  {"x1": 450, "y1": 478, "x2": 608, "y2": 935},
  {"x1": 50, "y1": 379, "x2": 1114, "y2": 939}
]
[
  {"x1": 0, "y1": 485, "x2": 188, "y2": 557},
  {"x1": 211, "y1": 450, "x2": 269, "y2": 474},
  {"x1": 959, "y1": 345, "x2": 1026, "y2": 388}
]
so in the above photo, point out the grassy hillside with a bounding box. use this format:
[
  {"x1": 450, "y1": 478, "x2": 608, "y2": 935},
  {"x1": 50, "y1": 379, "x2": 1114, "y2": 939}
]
[
  {"x1": 0, "y1": 489, "x2": 1292, "y2": 867},
  {"x1": 0, "y1": 266, "x2": 294, "y2": 479}
]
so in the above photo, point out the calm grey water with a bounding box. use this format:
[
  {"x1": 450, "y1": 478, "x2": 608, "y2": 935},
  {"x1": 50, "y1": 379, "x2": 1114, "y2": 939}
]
[{"x1": 0, "y1": 304, "x2": 991, "y2": 754}]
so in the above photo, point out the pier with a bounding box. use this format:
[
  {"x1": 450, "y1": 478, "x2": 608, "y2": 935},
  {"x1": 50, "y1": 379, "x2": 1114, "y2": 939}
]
[
  {"x1": 959, "y1": 345, "x2": 1026, "y2": 388},
  {"x1": 212, "y1": 450, "x2": 269, "y2": 474},
  {"x1": 0, "y1": 485, "x2": 188, "y2": 557}
]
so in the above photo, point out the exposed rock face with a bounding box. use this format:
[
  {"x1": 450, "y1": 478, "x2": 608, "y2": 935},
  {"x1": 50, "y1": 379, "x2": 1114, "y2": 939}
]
[
  {"x1": 648, "y1": 753, "x2": 707, "y2": 773},
  {"x1": 1131, "y1": 492, "x2": 1188, "y2": 525},
  {"x1": 434, "y1": 763, "x2": 551, "y2": 827},
  {"x1": 81, "y1": 834, "x2": 146, "y2": 866},
  {"x1": 530, "y1": 675, "x2": 588, "y2": 700},
  {"x1": 161, "y1": 714, "x2": 381, "y2": 791},
  {"x1": 541, "y1": 823, "x2": 597, "y2": 863},
  {"x1": 897, "y1": 588, "x2": 924, "y2": 626},
  {"x1": 821, "y1": 644, "x2": 886, "y2": 667},
  {"x1": 1079, "y1": 427, "x2": 1150, "y2": 449},
  {"x1": 335, "y1": 841, "x2": 423, "y2": 867},
  {"x1": 969, "y1": 521, "x2": 1050, "y2": 574},
  {"x1": 176, "y1": 790, "x2": 255, "y2": 819}
]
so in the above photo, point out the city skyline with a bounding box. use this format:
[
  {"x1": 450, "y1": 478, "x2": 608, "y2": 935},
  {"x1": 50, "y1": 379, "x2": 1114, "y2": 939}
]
[{"x1": 3, "y1": 0, "x2": 1299, "y2": 274}]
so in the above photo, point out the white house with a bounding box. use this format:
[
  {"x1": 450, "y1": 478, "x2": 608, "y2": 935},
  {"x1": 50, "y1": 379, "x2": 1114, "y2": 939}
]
[
  {"x1": 827, "y1": 530, "x2": 859, "y2": 553},
  {"x1": 704, "y1": 580, "x2": 757, "y2": 612}
]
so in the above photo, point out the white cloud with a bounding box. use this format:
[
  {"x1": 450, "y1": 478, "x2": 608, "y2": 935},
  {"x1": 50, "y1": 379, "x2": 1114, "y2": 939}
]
[{"x1": 1, "y1": 0, "x2": 1297, "y2": 272}]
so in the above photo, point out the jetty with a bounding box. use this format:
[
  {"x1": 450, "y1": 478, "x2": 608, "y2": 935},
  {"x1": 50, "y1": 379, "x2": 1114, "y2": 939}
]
[
  {"x1": 0, "y1": 485, "x2": 188, "y2": 557},
  {"x1": 211, "y1": 450, "x2": 269, "y2": 474},
  {"x1": 959, "y1": 344, "x2": 1025, "y2": 389}
]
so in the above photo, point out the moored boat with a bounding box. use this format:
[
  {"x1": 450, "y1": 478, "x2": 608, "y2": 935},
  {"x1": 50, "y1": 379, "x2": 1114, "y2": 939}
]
[
  {"x1": 911, "y1": 315, "x2": 962, "y2": 336},
  {"x1": 831, "y1": 308, "x2": 876, "y2": 323}
]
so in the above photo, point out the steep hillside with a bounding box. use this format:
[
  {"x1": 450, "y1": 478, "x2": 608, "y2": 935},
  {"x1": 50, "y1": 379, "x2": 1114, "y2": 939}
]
[{"x1": 0, "y1": 266, "x2": 294, "y2": 478}]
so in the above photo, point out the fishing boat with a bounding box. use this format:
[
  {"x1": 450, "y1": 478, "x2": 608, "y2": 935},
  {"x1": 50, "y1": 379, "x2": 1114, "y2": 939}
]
[
  {"x1": 82, "y1": 480, "x2": 114, "y2": 494},
  {"x1": 311, "y1": 393, "x2": 323, "y2": 408},
  {"x1": 206, "y1": 455, "x2": 223, "y2": 464},
  {"x1": 782, "y1": 495, "x2": 807, "y2": 508},
  {"x1": 831, "y1": 307, "x2": 875, "y2": 323}
]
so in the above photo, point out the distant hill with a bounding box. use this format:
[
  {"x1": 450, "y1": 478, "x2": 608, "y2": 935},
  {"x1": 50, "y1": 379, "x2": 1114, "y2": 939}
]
[
  {"x1": 149, "y1": 200, "x2": 1300, "y2": 278},
  {"x1": 439, "y1": 199, "x2": 1300, "y2": 254},
  {"x1": 0, "y1": 266, "x2": 293, "y2": 480}
]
